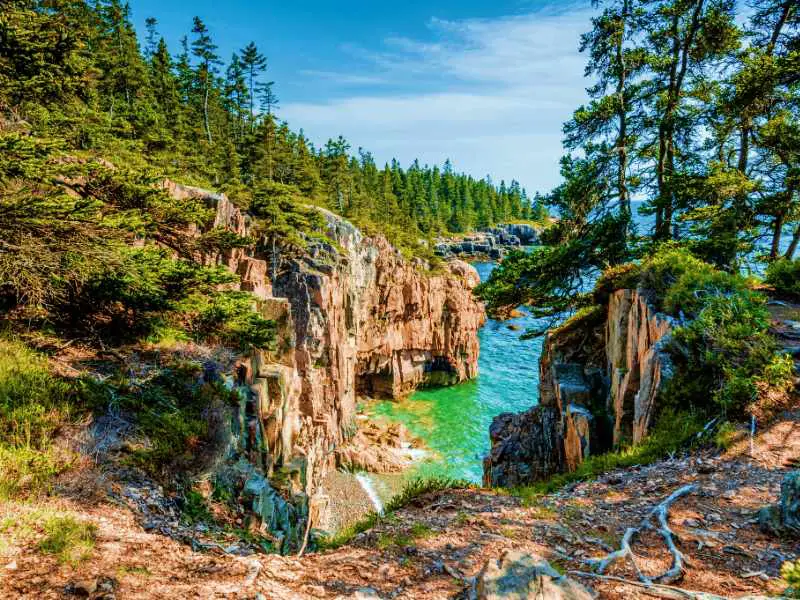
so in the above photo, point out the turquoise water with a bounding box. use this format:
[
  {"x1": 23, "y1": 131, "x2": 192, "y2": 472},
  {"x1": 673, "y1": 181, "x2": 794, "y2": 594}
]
[{"x1": 369, "y1": 262, "x2": 545, "y2": 483}]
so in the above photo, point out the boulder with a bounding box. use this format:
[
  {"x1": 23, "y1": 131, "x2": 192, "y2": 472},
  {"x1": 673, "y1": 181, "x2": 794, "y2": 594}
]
[
  {"x1": 759, "y1": 470, "x2": 800, "y2": 536},
  {"x1": 483, "y1": 406, "x2": 564, "y2": 487},
  {"x1": 477, "y1": 551, "x2": 593, "y2": 600}
]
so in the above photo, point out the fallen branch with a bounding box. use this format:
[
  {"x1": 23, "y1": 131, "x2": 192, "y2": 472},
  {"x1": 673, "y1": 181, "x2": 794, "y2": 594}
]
[{"x1": 586, "y1": 484, "x2": 697, "y2": 584}]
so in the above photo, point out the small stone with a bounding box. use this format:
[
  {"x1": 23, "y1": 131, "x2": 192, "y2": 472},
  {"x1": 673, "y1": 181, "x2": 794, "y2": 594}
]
[
  {"x1": 74, "y1": 579, "x2": 98, "y2": 596},
  {"x1": 4, "y1": 560, "x2": 17, "y2": 570},
  {"x1": 682, "y1": 518, "x2": 701, "y2": 527},
  {"x1": 378, "y1": 564, "x2": 395, "y2": 580}
]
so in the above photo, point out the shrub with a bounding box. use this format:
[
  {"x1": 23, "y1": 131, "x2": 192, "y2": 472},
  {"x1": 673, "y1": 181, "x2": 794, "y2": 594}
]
[
  {"x1": 766, "y1": 259, "x2": 800, "y2": 297},
  {"x1": 669, "y1": 291, "x2": 790, "y2": 414},
  {"x1": 782, "y1": 560, "x2": 800, "y2": 598},
  {"x1": 183, "y1": 291, "x2": 277, "y2": 350},
  {"x1": 638, "y1": 246, "x2": 749, "y2": 317},
  {"x1": 81, "y1": 360, "x2": 235, "y2": 478}
]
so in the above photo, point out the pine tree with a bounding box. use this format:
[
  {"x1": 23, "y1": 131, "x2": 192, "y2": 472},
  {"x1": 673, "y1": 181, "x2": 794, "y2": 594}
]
[
  {"x1": 190, "y1": 16, "x2": 221, "y2": 145},
  {"x1": 239, "y1": 42, "x2": 267, "y2": 123}
]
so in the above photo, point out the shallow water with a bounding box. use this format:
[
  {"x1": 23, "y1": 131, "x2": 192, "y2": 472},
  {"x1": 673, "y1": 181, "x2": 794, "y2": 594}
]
[{"x1": 368, "y1": 262, "x2": 545, "y2": 483}]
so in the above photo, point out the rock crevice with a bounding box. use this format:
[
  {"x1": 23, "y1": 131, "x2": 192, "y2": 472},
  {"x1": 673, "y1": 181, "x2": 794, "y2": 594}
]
[{"x1": 484, "y1": 289, "x2": 674, "y2": 487}]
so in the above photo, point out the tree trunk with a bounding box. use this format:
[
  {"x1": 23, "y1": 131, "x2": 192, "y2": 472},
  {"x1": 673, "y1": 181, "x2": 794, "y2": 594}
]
[
  {"x1": 655, "y1": 0, "x2": 704, "y2": 241},
  {"x1": 203, "y1": 83, "x2": 212, "y2": 145},
  {"x1": 617, "y1": 0, "x2": 631, "y2": 227},
  {"x1": 771, "y1": 212, "x2": 785, "y2": 260},
  {"x1": 786, "y1": 224, "x2": 800, "y2": 260}
]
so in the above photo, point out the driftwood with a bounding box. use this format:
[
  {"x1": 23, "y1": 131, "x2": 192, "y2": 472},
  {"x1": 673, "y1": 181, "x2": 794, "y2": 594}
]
[{"x1": 586, "y1": 484, "x2": 697, "y2": 584}]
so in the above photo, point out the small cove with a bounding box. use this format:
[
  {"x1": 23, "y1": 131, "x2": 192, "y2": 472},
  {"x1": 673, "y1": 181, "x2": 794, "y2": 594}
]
[{"x1": 367, "y1": 261, "x2": 546, "y2": 484}]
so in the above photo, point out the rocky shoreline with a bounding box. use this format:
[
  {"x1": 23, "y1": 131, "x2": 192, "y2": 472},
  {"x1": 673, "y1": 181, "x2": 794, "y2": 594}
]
[{"x1": 434, "y1": 223, "x2": 541, "y2": 260}]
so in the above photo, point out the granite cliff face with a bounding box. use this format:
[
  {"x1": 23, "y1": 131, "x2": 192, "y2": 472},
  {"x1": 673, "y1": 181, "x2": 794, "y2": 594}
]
[
  {"x1": 484, "y1": 289, "x2": 674, "y2": 487},
  {"x1": 166, "y1": 182, "x2": 484, "y2": 545}
]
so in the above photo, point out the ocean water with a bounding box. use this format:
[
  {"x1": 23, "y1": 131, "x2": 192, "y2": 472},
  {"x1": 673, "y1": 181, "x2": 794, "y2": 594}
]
[{"x1": 368, "y1": 262, "x2": 546, "y2": 483}]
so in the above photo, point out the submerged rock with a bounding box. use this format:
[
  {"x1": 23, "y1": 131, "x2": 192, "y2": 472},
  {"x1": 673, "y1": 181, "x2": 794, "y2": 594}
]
[{"x1": 477, "y1": 551, "x2": 593, "y2": 600}]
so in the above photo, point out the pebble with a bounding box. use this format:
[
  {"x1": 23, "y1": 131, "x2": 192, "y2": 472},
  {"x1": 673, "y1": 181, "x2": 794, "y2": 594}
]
[
  {"x1": 74, "y1": 579, "x2": 98, "y2": 596},
  {"x1": 4, "y1": 560, "x2": 17, "y2": 570}
]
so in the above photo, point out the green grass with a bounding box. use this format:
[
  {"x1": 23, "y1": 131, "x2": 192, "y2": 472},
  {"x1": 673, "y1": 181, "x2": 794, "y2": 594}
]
[
  {"x1": 512, "y1": 410, "x2": 706, "y2": 499},
  {"x1": 0, "y1": 339, "x2": 76, "y2": 499},
  {"x1": 37, "y1": 516, "x2": 97, "y2": 564},
  {"x1": 713, "y1": 421, "x2": 741, "y2": 450},
  {"x1": 316, "y1": 476, "x2": 470, "y2": 551}
]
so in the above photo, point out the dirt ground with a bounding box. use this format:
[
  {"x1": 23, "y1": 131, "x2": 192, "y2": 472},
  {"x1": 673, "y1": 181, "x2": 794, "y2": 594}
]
[{"x1": 2, "y1": 413, "x2": 798, "y2": 599}]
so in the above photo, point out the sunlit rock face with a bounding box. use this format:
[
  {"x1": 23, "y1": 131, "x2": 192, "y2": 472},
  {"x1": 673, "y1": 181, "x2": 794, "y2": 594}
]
[
  {"x1": 605, "y1": 289, "x2": 674, "y2": 445},
  {"x1": 167, "y1": 182, "x2": 484, "y2": 547},
  {"x1": 484, "y1": 288, "x2": 674, "y2": 488}
]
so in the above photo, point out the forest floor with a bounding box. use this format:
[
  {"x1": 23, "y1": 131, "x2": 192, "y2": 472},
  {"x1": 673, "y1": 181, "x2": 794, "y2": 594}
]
[{"x1": 1, "y1": 412, "x2": 798, "y2": 599}]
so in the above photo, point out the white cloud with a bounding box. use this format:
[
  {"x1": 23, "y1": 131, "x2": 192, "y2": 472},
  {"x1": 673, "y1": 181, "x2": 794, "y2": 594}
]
[{"x1": 280, "y1": 3, "x2": 595, "y2": 193}]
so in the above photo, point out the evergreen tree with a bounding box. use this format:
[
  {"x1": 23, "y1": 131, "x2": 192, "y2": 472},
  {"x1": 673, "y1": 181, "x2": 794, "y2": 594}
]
[{"x1": 190, "y1": 16, "x2": 221, "y2": 144}]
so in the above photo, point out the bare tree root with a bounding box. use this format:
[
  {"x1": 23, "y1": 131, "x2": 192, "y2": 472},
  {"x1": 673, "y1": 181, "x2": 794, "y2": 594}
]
[
  {"x1": 569, "y1": 571, "x2": 739, "y2": 600},
  {"x1": 586, "y1": 484, "x2": 697, "y2": 584}
]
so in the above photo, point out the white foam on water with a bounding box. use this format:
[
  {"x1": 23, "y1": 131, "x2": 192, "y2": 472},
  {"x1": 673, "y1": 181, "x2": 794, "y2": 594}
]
[{"x1": 355, "y1": 473, "x2": 384, "y2": 514}]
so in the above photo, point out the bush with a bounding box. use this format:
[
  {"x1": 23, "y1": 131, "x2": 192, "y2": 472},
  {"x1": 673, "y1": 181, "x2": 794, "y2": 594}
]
[
  {"x1": 783, "y1": 560, "x2": 800, "y2": 598},
  {"x1": 669, "y1": 291, "x2": 791, "y2": 415},
  {"x1": 80, "y1": 360, "x2": 236, "y2": 478},
  {"x1": 638, "y1": 246, "x2": 748, "y2": 317},
  {"x1": 766, "y1": 259, "x2": 800, "y2": 297}
]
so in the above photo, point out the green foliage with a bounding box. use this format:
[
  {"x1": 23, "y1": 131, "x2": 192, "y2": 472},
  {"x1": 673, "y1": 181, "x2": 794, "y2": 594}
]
[
  {"x1": 37, "y1": 516, "x2": 97, "y2": 565},
  {"x1": 669, "y1": 291, "x2": 789, "y2": 414},
  {"x1": 783, "y1": 560, "x2": 800, "y2": 599},
  {"x1": 636, "y1": 246, "x2": 748, "y2": 316},
  {"x1": 81, "y1": 360, "x2": 234, "y2": 478},
  {"x1": 713, "y1": 421, "x2": 740, "y2": 450},
  {"x1": 0, "y1": 340, "x2": 75, "y2": 498},
  {"x1": 71, "y1": 246, "x2": 276, "y2": 349},
  {"x1": 766, "y1": 258, "x2": 800, "y2": 297},
  {"x1": 180, "y1": 490, "x2": 213, "y2": 525}
]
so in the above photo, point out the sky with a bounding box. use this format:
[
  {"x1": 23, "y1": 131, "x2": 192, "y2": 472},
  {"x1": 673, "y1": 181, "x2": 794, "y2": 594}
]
[{"x1": 128, "y1": 0, "x2": 596, "y2": 195}]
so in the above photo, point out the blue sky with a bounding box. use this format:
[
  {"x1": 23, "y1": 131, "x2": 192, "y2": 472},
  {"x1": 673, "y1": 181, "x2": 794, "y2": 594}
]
[{"x1": 128, "y1": 0, "x2": 595, "y2": 194}]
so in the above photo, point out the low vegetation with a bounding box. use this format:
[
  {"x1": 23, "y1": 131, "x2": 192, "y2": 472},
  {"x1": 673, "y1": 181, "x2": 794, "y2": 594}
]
[
  {"x1": 512, "y1": 409, "x2": 707, "y2": 500},
  {"x1": 0, "y1": 340, "x2": 77, "y2": 499},
  {"x1": 37, "y1": 515, "x2": 97, "y2": 565},
  {"x1": 766, "y1": 258, "x2": 800, "y2": 298}
]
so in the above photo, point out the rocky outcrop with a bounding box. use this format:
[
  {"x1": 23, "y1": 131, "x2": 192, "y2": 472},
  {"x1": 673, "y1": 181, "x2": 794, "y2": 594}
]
[
  {"x1": 484, "y1": 289, "x2": 675, "y2": 487},
  {"x1": 606, "y1": 289, "x2": 674, "y2": 444},
  {"x1": 477, "y1": 551, "x2": 594, "y2": 600},
  {"x1": 435, "y1": 223, "x2": 541, "y2": 260},
  {"x1": 759, "y1": 470, "x2": 800, "y2": 536},
  {"x1": 167, "y1": 183, "x2": 484, "y2": 547}
]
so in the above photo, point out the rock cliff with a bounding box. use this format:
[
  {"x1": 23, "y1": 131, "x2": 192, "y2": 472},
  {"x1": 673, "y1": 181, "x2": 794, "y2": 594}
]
[
  {"x1": 484, "y1": 289, "x2": 674, "y2": 487},
  {"x1": 166, "y1": 182, "x2": 485, "y2": 545}
]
